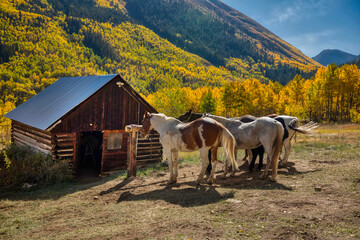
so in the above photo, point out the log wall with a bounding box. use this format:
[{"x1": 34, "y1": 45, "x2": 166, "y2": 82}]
[{"x1": 12, "y1": 121, "x2": 52, "y2": 155}]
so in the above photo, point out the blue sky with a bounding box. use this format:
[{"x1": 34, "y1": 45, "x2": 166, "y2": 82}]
[{"x1": 222, "y1": 0, "x2": 360, "y2": 57}]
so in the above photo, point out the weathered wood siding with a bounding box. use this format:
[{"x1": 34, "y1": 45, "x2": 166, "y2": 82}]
[
  {"x1": 51, "y1": 76, "x2": 154, "y2": 133},
  {"x1": 49, "y1": 75, "x2": 162, "y2": 172},
  {"x1": 102, "y1": 130, "x2": 128, "y2": 172},
  {"x1": 136, "y1": 132, "x2": 162, "y2": 166},
  {"x1": 12, "y1": 121, "x2": 52, "y2": 155},
  {"x1": 52, "y1": 132, "x2": 77, "y2": 174},
  {"x1": 10, "y1": 75, "x2": 162, "y2": 174}
]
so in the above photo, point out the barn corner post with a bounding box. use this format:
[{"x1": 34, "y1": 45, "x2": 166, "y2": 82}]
[{"x1": 125, "y1": 124, "x2": 142, "y2": 178}]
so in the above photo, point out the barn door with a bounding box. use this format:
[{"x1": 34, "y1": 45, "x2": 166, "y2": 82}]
[
  {"x1": 102, "y1": 130, "x2": 128, "y2": 173},
  {"x1": 78, "y1": 131, "x2": 103, "y2": 176}
]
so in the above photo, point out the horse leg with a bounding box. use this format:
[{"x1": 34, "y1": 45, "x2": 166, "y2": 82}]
[
  {"x1": 172, "y1": 151, "x2": 179, "y2": 183},
  {"x1": 261, "y1": 156, "x2": 271, "y2": 179},
  {"x1": 270, "y1": 151, "x2": 279, "y2": 182},
  {"x1": 257, "y1": 145, "x2": 265, "y2": 170},
  {"x1": 260, "y1": 144, "x2": 273, "y2": 179},
  {"x1": 164, "y1": 149, "x2": 175, "y2": 184},
  {"x1": 242, "y1": 149, "x2": 249, "y2": 161},
  {"x1": 195, "y1": 148, "x2": 210, "y2": 185},
  {"x1": 208, "y1": 147, "x2": 218, "y2": 184},
  {"x1": 234, "y1": 148, "x2": 238, "y2": 162},
  {"x1": 279, "y1": 138, "x2": 291, "y2": 167},
  {"x1": 222, "y1": 150, "x2": 229, "y2": 179},
  {"x1": 249, "y1": 148, "x2": 257, "y2": 171},
  {"x1": 261, "y1": 134, "x2": 282, "y2": 182},
  {"x1": 206, "y1": 149, "x2": 212, "y2": 175}
]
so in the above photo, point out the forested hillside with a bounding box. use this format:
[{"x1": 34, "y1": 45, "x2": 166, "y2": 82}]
[
  {"x1": 347, "y1": 57, "x2": 360, "y2": 68},
  {"x1": 0, "y1": 0, "x2": 245, "y2": 104},
  {"x1": 0, "y1": 0, "x2": 320, "y2": 106},
  {"x1": 5, "y1": 0, "x2": 359, "y2": 136},
  {"x1": 124, "y1": 0, "x2": 320, "y2": 83},
  {"x1": 146, "y1": 64, "x2": 360, "y2": 123}
]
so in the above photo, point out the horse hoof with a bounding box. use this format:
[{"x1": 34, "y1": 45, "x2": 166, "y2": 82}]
[
  {"x1": 167, "y1": 180, "x2": 175, "y2": 185},
  {"x1": 217, "y1": 174, "x2": 226, "y2": 180},
  {"x1": 269, "y1": 176, "x2": 278, "y2": 182},
  {"x1": 195, "y1": 179, "x2": 202, "y2": 185},
  {"x1": 278, "y1": 161, "x2": 287, "y2": 167}
]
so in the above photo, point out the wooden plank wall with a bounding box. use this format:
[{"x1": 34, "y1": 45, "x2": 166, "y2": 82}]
[
  {"x1": 102, "y1": 130, "x2": 128, "y2": 172},
  {"x1": 136, "y1": 131, "x2": 162, "y2": 166},
  {"x1": 51, "y1": 76, "x2": 155, "y2": 133},
  {"x1": 12, "y1": 121, "x2": 52, "y2": 155}
]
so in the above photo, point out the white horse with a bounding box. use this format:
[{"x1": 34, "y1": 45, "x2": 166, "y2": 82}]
[
  {"x1": 140, "y1": 112, "x2": 239, "y2": 185},
  {"x1": 204, "y1": 114, "x2": 284, "y2": 181},
  {"x1": 272, "y1": 115, "x2": 318, "y2": 166}
]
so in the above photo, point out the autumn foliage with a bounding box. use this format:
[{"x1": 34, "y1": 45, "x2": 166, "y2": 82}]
[{"x1": 146, "y1": 64, "x2": 360, "y2": 122}]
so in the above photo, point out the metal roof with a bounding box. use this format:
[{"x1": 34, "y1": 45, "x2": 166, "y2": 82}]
[{"x1": 5, "y1": 74, "x2": 118, "y2": 130}]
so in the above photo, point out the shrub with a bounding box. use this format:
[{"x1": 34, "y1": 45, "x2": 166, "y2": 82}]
[{"x1": 0, "y1": 144, "x2": 73, "y2": 191}]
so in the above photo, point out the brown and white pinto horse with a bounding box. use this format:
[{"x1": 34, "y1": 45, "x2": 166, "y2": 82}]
[{"x1": 140, "y1": 112, "x2": 239, "y2": 184}]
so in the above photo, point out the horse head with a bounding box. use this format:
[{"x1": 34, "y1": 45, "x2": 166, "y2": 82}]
[
  {"x1": 140, "y1": 111, "x2": 153, "y2": 138},
  {"x1": 177, "y1": 109, "x2": 193, "y2": 122}
]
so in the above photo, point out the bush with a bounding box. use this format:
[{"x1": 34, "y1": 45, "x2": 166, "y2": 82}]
[{"x1": 0, "y1": 144, "x2": 73, "y2": 191}]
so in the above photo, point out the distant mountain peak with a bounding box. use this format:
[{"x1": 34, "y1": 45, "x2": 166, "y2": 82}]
[{"x1": 312, "y1": 49, "x2": 358, "y2": 66}]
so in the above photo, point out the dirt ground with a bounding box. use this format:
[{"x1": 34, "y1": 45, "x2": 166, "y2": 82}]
[
  {"x1": 1, "y1": 127, "x2": 360, "y2": 239},
  {"x1": 91, "y1": 159, "x2": 359, "y2": 239}
]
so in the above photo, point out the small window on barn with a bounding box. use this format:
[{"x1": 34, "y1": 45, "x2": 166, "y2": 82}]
[{"x1": 107, "y1": 133, "x2": 123, "y2": 150}]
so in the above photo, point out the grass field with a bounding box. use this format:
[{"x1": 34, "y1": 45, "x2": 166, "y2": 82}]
[{"x1": 1, "y1": 125, "x2": 360, "y2": 239}]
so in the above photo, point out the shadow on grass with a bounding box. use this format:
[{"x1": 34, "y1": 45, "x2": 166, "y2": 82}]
[
  {"x1": 97, "y1": 160, "x2": 322, "y2": 207},
  {"x1": 0, "y1": 160, "x2": 319, "y2": 202},
  {"x1": 117, "y1": 185, "x2": 235, "y2": 207},
  {"x1": 110, "y1": 174, "x2": 292, "y2": 207},
  {"x1": 0, "y1": 171, "x2": 126, "y2": 201}
]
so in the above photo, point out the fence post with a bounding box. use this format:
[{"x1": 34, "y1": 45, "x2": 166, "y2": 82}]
[{"x1": 125, "y1": 124, "x2": 142, "y2": 178}]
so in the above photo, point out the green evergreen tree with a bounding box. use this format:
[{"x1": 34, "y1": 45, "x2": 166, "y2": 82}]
[{"x1": 200, "y1": 91, "x2": 216, "y2": 113}]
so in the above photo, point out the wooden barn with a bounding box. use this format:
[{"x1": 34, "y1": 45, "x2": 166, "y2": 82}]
[{"x1": 5, "y1": 74, "x2": 162, "y2": 176}]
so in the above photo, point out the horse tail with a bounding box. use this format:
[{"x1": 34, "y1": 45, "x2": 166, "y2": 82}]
[
  {"x1": 288, "y1": 119, "x2": 319, "y2": 134},
  {"x1": 269, "y1": 122, "x2": 284, "y2": 181},
  {"x1": 219, "y1": 127, "x2": 238, "y2": 171}
]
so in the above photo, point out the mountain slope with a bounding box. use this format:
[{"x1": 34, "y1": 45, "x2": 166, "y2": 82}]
[
  {"x1": 0, "y1": 0, "x2": 321, "y2": 108},
  {"x1": 1, "y1": 0, "x2": 248, "y2": 104},
  {"x1": 46, "y1": 0, "x2": 320, "y2": 83},
  {"x1": 313, "y1": 49, "x2": 359, "y2": 66},
  {"x1": 123, "y1": 0, "x2": 320, "y2": 83},
  {"x1": 347, "y1": 57, "x2": 360, "y2": 68}
]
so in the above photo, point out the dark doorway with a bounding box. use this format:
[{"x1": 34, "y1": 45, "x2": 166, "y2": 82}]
[{"x1": 77, "y1": 131, "x2": 103, "y2": 178}]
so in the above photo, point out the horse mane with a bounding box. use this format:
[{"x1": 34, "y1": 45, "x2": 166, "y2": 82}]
[
  {"x1": 153, "y1": 113, "x2": 180, "y2": 123},
  {"x1": 205, "y1": 113, "x2": 241, "y2": 123}
]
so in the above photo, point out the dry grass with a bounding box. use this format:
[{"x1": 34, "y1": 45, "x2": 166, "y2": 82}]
[{"x1": 0, "y1": 124, "x2": 360, "y2": 239}]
